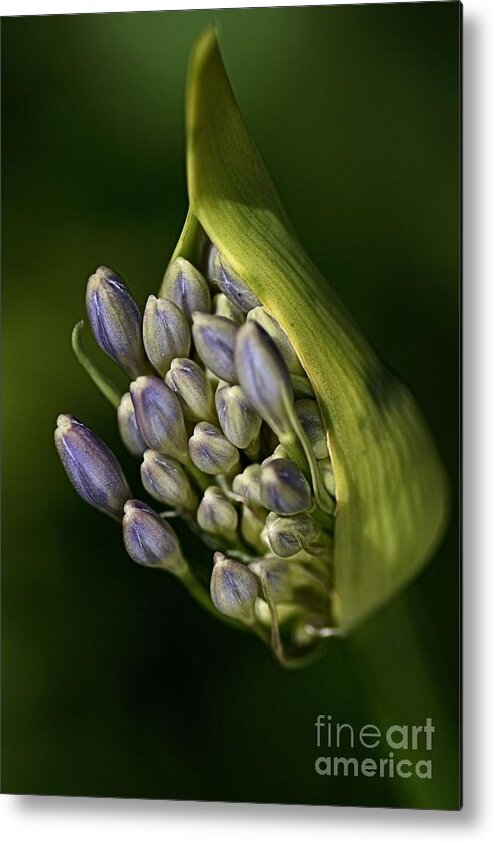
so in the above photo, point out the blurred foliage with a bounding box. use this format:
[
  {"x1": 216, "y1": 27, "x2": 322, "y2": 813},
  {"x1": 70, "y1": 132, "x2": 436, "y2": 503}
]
[{"x1": 2, "y1": 3, "x2": 460, "y2": 807}]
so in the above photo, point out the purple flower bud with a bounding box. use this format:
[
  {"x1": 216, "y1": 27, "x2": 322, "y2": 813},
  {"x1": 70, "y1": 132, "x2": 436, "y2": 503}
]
[
  {"x1": 117, "y1": 392, "x2": 147, "y2": 457},
  {"x1": 123, "y1": 500, "x2": 185, "y2": 573},
  {"x1": 54, "y1": 414, "x2": 130, "y2": 520},
  {"x1": 160, "y1": 257, "x2": 211, "y2": 323},
  {"x1": 191, "y1": 312, "x2": 238, "y2": 383},
  {"x1": 247, "y1": 306, "x2": 303, "y2": 375},
  {"x1": 215, "y1": 381, "x2": 262, "y2": 449},
  {"x1": 197, "y1": 486, "x2": 238, "y2": 537},
  {"x1": 130, "y1": 376, "x2": 188, "y2": 461},
  {"x1": 210, "y1": 552, "x2": 259, "y2": 621},
  {"x1": 188, "y1": 422, "x2": 240, "y2": 476},
  {"x1": 143, "y1": 295, "x2": 191, "y2": 377},
  {"x1": 231, "y1": 464, "x2": 263, "y2": 507},
  {"x1": 235, "y1": 321, "x2": 293, "y2": 437},
  {"x1": 265, "y1": 512, "x2": 321, "y2": 558},
  {"x1": 260, "y1": 458, "x2": 312, "y2": 516},
  {"x1": 86, "y1": 266, "x2": 148, "y2": 378},
  {"x1": 165, "y1": 357, "x2": 216, "y2": 423},
  {"x1": 140, "y1": 450, "x2": 197, "y2": 510},
  {"x1": 214, "y1": 253, "x2": 261, "y2": 313}
]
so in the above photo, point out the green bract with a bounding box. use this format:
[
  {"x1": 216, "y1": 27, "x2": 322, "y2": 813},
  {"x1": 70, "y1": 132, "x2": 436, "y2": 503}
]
[{"x1": 171, "y1": 27, "x2": 449, "y2": 632}]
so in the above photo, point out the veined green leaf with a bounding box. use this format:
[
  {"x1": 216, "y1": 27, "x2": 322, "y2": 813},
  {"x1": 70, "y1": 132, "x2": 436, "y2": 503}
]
[{"x1": 175, "y1": 26, "x2": 449, "y2": 631}]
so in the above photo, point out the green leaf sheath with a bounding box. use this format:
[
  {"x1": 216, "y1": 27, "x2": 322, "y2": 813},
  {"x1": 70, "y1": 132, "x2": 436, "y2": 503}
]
[{"x1": 178, "y1": 26, "x2": 449, "y2": 630}]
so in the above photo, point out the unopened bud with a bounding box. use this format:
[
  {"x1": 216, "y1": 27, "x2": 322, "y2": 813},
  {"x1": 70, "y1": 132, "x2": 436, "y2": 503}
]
[
  {"x1": 295, "y1": 399, "x2": 328, "y2": 460},
  {"x1": 117, "y1": 392, "x2": 147, "y2": 457},
  {"x1": 231, "y1": 464, "x2": 263, "y2": 507},
  {"x1": 214, "y1": 253, "x2": 261, "y2": 312},
  {"x1": 213, "y1": 292, "x2": 244, "y2": 324},
  {"x1": 160, "y1": 257, "x2": 211, "y2": 323},
  {"x1": 191, "y1": 312, "x2": 238, "y2": 383},
  {"x1": 140, "y1": 450, "x2": 197, "y2": 510},
  {"x1": 197, "y1": 486, "x2": 238, "y2": 536},
  {"x1": 130, "y1": 376, "x2": 188, "y2": 460},
  {"x1": 142, "y1": 295, "x2": 190, "y2": 376},
  {"x1": 260, "y1": 458, "x2": 312, "y2": 515},
  {"x1": 235, "y1": 321, "x2": 293, "y2": 437},
  {"x1": 54, "y1": 414, "x2": 130, "y2": 520},
  {"x1": 86, "y1": 266, "x2": 148, "y2": 378},
  {"x1": 249, "y1": 557, "x2": 292, "y2": 602},
  {"x1": 265, "y1": 511, "x2": 321, "y2": 558},
  {"x1": 247, "y1": 307, "x2": 303, "y2": 375},
  {"x1": 123, "y1": 500, "x2": 185, "y2": 573},
  {"x1": 188, "y1": 422, "x2": 240, "y2": 475},
  {"x1": 215, "y1": 382, "x2": 262, "y2": 449},
  {"x1": 210, "y1": 552, "x2": 259, "y2": 621},
  {"x1": 165, "y1": 357, "x2": 216, "y2": 423}
]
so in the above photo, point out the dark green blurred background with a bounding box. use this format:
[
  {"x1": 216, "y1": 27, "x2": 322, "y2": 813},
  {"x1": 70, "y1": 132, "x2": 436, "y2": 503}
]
[{"x1": 1, "y1": 3, "x2": 460, "y2": 808}]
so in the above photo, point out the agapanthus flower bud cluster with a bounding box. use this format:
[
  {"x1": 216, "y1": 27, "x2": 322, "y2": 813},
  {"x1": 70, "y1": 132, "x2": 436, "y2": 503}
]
[{"x1": 55, "y1": 246, "x2": 337, "y2": 665}]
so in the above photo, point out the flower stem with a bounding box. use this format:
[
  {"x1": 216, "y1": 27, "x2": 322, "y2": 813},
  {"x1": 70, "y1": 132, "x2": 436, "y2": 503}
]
[{"x1": 72, "y1": 321, "x2": 122, "y2": 409}]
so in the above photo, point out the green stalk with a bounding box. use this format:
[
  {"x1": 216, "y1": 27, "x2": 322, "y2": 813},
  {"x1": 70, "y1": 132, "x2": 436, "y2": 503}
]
[
  {"x1": 345, "y1": 593, "x2": 459, "y2": 809},
  {"x1": 72, "y1": 321, "x2": 122, "y2": 409}
]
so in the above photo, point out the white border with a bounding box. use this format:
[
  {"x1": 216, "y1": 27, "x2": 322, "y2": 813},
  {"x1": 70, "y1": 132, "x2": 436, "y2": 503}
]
[
  {"x1": 0, "y1": 0, "x2": 457, "y2": 16},
  {"x1": 2, "y1": 0, "x2": 493, "y2": 838}
]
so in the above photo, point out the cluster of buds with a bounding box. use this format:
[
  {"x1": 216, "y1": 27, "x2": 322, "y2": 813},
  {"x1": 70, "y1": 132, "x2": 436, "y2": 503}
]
[{"x1": 55, "y1": 249, "x2": 337, "y2": 666}]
